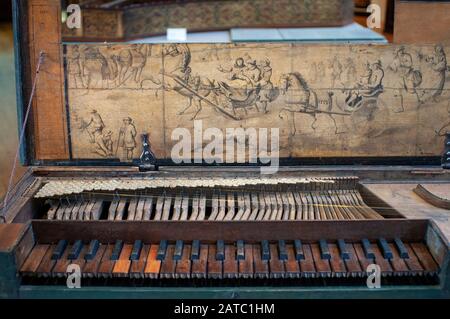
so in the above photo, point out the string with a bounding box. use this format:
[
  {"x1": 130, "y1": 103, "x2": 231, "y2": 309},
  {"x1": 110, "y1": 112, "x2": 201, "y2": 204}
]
[{"x1": 1, "y1": 51, "x2": 45, "y2": 213}]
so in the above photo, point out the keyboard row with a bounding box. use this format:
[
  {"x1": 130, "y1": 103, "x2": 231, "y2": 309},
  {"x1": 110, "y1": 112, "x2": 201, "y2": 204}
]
[
  {"x1": 21, "y1": 238, "x2": 438, "y2": 279},
  {"x1": 45, "y1": 190, "x2": 382, "y2": 221}
]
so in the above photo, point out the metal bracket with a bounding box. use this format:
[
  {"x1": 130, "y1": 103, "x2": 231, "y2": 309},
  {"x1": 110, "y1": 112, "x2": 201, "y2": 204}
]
[{"x1": 139, "y1": 133, "x2": 157, "y2": 171}]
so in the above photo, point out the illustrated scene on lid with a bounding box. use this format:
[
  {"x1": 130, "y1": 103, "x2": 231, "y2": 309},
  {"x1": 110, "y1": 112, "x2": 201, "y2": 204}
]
[{"x1": 65, "y1": 43, "x2": 450, "y2": 161}]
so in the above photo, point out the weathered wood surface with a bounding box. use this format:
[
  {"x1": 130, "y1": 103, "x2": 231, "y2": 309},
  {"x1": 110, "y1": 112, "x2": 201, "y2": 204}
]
[
  {"x1": 394, "y1": 0, "x2": 450, "y2": 45},
  {"x1": 64, "y1": 43, "x2": 450, "y2": 162},
  {"x1": 61, "y1": 0, "x2": 354, "y2": 41},
  {"x1": 363, "y1": 183, "x2": 450, "y2": 242}
]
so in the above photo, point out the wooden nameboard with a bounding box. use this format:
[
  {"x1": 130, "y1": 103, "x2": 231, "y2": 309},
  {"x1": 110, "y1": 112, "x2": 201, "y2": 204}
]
[{"x1": 64, "y1": 43, "x2": 450, "y2": 162}]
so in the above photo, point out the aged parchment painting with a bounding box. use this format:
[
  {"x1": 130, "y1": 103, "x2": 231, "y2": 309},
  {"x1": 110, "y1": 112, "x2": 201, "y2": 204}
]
[{"x1": 65, "y1": 43, "x2": 450, "y2": 161}]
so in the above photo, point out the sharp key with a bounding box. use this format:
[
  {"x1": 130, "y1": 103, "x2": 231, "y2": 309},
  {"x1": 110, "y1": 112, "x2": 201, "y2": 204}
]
[
  {"x1": 223, "y1": 245, "x2": 238, "y2": 278},
  {"x1": 299, "y1": 244, "x2": 316, "y2": 277},
  {"x1": 236, "y1": 240, "x2": 245, "y2": 260},
  {"x1": 337, "y1": 239, "x2": 350, "y2": 260},
  {"x1": 108, "y1": 198, "x2": 119, "y2": 220},
  {"x1": 311, "y1": 243, "x2": 331, "y2": 277},
  {"x1": 144, "y1": 244, "x2": 161, "y2": 279},
  {"x1": 154, "y1": 196, "x2": 164, "y2": 220},
  {"x1": 173, "y1": 240, "x2": 184, "y2": 261},
  {"x1": 294, "y1": 240, "x2": 305, "y2": 260},
  {"x1": 191, "y1": 240, "x2": 200, "y2": 260},
  {"x1": 234, "y1": 193, "x2": 244, "y2": 220},
  {"x1": 127, "y1": 197, "x2": 138, "y2": 220},
  {"x1": 361, "y1": 239, "x2": 375, "y2": 259},
  {"x1": 175, "y1": 244, "x2": 191, "y2": 279},
  {"x1": 242, "y1": 193, "x2": 251, "y2": 220},
  {"x1": 192, "y1": 244, "x2": 208, "y2": 278},
  {"x1": 388, "y1": 242, "x2": 409, "y2": 274},
  {"x1": 261, "y1": 240, "x2": 270, "y2": 260},
  {"x1": 162, "y1": 196, "x2": 172, "y2": 220},
  {"x1": 130, "y1": 240, "x2": 143, "y2": 261},
  {"x1": 91, "y1": 199, "x2": 104, "y2": 220},
  {"x1": 157, "y1": 240, "x2": 168, "y2": 260},
  {"x1": 68, "y1": 240, "x2": 83, "y2": 260},
  {"x1": 190, "y1": 195, "x2": 199, "y2": 220},
  {"x1": 180, "y1": 196, "x2": 189, "y2": 220},
  {"x1": 115, "y1": 199, "x2": 127, "y2": 220},
  {"x1": 278, "y1": 240, "x2": 288, "y2": 260},
  {"x1": 394, "y1": 238, "x2": 409, "y2": 259},
  {"x1": 269, "y1": 243, "x2": 285, "y2": 278},
  {"x1": 111, "y1": 240, "x2": 124, "y2": 261},
  {"x1": 159, "y1": 245, "x2": 176, "y2": 278},
  {"x1": 209, "y1": 194, "x2": 219, "y2": 220},
  {"x1": 52, "y1": 243, "x2": 73, "y2": 277},
  {"x1": 198, "y1": 195, "x2": 206, "y2": 220},
  {"x1": 112, "y1": 244, "x2": 132, "y2": 277},
  {"x1": 130, "y1": 244, "x2": 150, "y2": 278},
  {"x1": 253, "y1": 244, "x2": 269, "y2": 278},
  {"x1": 135, "y1": 198, "x2": 145, "y2": 221},
  {"x1": 207, "y1": 244, "x2": 222, "y2": 279},
  {"x1": 52, "y1": 240, "x2": 68, "y2": 260},
  {"x1": 239, "y1": 244, "x2": 254, "y2": 278},
  {"x1": 319, "y1": 239, "x2": 331, "y2": 260},
  {"x1": 84, "y1": 240, "x2": 99, "y2": 261},
  {"x1": 378, "y1": 238, "x2": 393, "y2": 259},
  {"x1": 224, "y1": 193, "x2": 235, "y2": 220},
  {"x1": 371, "y1": 242, "x2": 393, "y2": 275},
  {"x1": 143, "y1": 197, "x2": 154, "y2": 220},
  {"x1": 216, "y1": 240, "x2": 225, "y2": 261}
]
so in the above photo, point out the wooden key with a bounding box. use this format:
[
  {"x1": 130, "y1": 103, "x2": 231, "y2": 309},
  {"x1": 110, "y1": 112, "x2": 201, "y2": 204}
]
[
  {"x1": 154, "y1": 196, "x2": 164, "y2": 220},
  {"x1": 83, "y1": 244, "x2": 106, "y2": 278},
  {"x1": 36, "y1": 244, "x2": 58, "y2": 277},
  {"x1": 223, "y1": 245, "x2": 238, "y2": 278},
  {"x1": 130, "y1": 244, "x2": 150, "y2": 278},
  {"x1": 52, "y1": 244, "x2": 73, "y2": 278},
  {"x1": 112, "y1": 244, "x2": 132, "y2": 277},
  {"x1": 108, "y1": 198, "x2": 119, "y2": 220},
  {"x1": 378, "y1": 238, "x2": 393, "y2": 259},
  {"x1": 242, "y1": 193, "x2": 251, "y2": 220},
  {"x1": 97, "y1": 244, "x2": 116, "y2": 278},
  {"x1": 236, "y1": 240, "x2": 245, "y2": 260},
  {"x1": 344, "y1": 244, "x2": 363, "y2": 277},
  {"x1": 91, "y1": 200, "x2": 104, "y2": 220},
  {"x1": 209, "y1": 194, "x2": 219, "y2": 220},
  {"x1": 130, "y1": 240, "x2": 143, "y2": 260},
  {"x1": 310, "y1": 243, "x2": 331, "y2": 277},
  {"x1": 411, "y1": 242, "x2": 439, "y2": 274},
  {"x1": 371, "y1": 243, "x2": 393, "y2": 275},
  {"x1": 319, "y1": 239, "x2": 331, "y2": 260},
  {"x1": 191, "y1": 244, "x2": 208, "y2": 278},
  {"x1": 216, "y1": 240, "x2": 225, "y2": 261},
  {"x1": 403, "y1": 243, "x2": 425, "y2": 274},
  {"x1": 361, "y1": 239, "x2": 375, "y2": 259},
  {"x1": 143, "y1": 197, "x2": 154, "y2": 220},
  {"x1": 269, "y1": 244, "x2": 285, "y2": 278},
  {"x1": 224, "y1": 193, "x2": 235, "y2": 220},
  {"x1": 198, "y1": 195, "x2": 206, "y2": 220},
  {"x1": 20, "y1": 244, "x2": 50, "y2": 275},
  {"x1": 115, "y1": 199, "x2": 127, "y2": 220},
  {"x1": 157, "y1": 240, "x2": 168, "y2": 260},
  {"x1": 70, "y1": 245, "x2": 89, "y2": 273},
  {"x1": 253, "y1": 244, "x2": 269, "y2": 278},
  {"x1": 86, "y1": 240, "x2": 101, "y2": 262},
  {"x1": 175, "y1": 244, "x2": 192, "y2": 279},
  {"x1": 394, "y1": 238, "x2": 409, "y2": 259},
  {"x1": 174, "y1": 240, "x2": 184, "y2": 261},
  {"x1": 207, "y1": 244, "x2": 223, "y2": 279},
  {"x1": 135, "y1": 198, "x2": 145, "y2": 221},
  {"x1": 144, "y1": 244, "x2": 161, "y2": 279},
  {"x1": 239, "y1": 244, "x2": 254, "y2": 278},
  {"x1": 127, "y1": 197, "x2": 138, "y2": 221},
  {"x1": 353, "y1": 243, "x2": 374, "y2": 275},
  {"x1": 111, "y1": 240, "x2": 124, "y2": 260},
  {"x1": 180, "y1": 196, "x2": 189, "y2": 220},
  {"x1": 337, "y1": 239, "x2": 350, "y2": 260},
  {"x1": 160, "y1": 245, "x2": 177, "y2": 278},
  {"x1": 299, "y1": 244, "x2": 316, "y2": 277},
  {"x1": 162, "y1": 196, "x2": 172, "y2": 220},
  {"x1": 388, "y1": 243, "x2": 409, "y2": 274},
  {"x1": 68, "y1": 240, "x2": 83, "y2": 259},
  {"x1": 52, "y1": 240, "x2": 68, "y2": 260},
  {"x1": 278, "y1": 240, "x2": 288, "y2": 260},
  {"x1": 190, "y1": 195, "x2": 199, "y2": 220},
  {"x1": 294, "y1": 240, "x2": 304, "y2": 260},
  {"x1": 284, "y1": 244, "x2": 300, "y2": 278},
  {"x1": 328, "y1": 244, "x2": 347, "y2": 277}
]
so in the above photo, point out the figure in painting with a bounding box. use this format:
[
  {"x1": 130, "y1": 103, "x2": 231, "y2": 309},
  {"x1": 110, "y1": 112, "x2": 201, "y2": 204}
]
[
  {"x1": 67, "y1": 45, "x2": 84, "y2": 89},
  {"x1": 257, "y1": 59, "x2": 275, "y2": 113},
  {"x1": 117, "y1": 117, "x2": 137, "y2": 160},
  {"x1": 422, "y1": 45, "x2": 447, "y2": 102},
  {"x1": 329, "y1": 56, "x2": 342, "y2": 88},
  {"x1": 80, "y1": 110, "x2": 113, "y2": 157}
]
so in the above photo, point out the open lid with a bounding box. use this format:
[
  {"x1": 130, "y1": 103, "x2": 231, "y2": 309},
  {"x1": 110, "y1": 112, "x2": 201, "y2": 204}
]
[{"x1": 14, "y1": 0, "x2": 449, "y2": 167}]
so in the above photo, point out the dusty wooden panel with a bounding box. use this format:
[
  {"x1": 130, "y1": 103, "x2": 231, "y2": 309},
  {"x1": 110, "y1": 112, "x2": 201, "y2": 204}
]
[
  {"x1": 28, "y1": 0, "x2": 69, "y2": 160},
  {"x1": 394, "y1": 0, "x2": 450, "y2": 45},
  {"x1": 64, "y1": 43, "x2": 450, "y2": 161}
]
